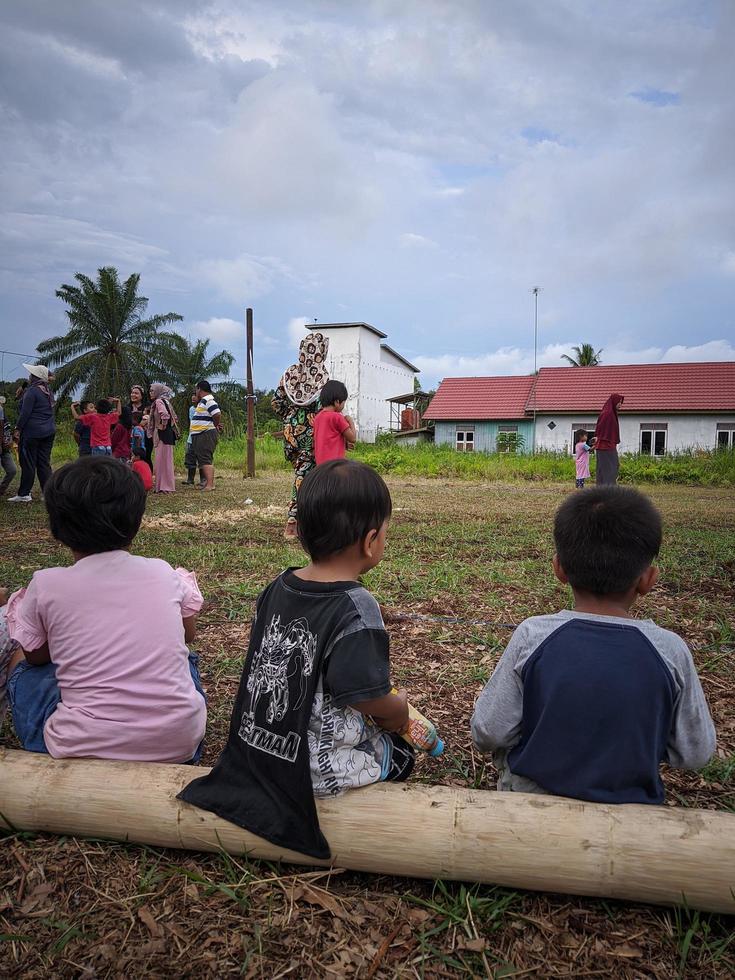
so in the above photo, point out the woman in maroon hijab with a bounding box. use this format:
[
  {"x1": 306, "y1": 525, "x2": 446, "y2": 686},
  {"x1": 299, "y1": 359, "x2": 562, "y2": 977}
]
[{"x1": 594, "y1": 393, "x2": 624, "y2": 484}]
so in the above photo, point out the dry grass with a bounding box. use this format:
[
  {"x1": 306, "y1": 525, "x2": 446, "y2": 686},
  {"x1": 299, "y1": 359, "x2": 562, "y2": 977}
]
[{"x1": 1, "y1": 470, "x2": 734, "y2": 977}]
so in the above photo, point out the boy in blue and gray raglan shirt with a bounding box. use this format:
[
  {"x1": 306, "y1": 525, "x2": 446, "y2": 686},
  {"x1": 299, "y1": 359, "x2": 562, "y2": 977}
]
[{"x1": 472, "y1": 486, "x2": 715, "y2": 805}]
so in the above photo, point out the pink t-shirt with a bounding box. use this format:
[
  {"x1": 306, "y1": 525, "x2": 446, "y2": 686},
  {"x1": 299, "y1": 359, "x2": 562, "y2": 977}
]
[
  {"x1": 575, "y1": 441, "x2": 592, "y2": 479},
  {"x1": 314, "y1": 409, "x2": 350, "y2": 465},
  {"x1": 7, "y1": 552, "x2": 206, "y2": 762}
]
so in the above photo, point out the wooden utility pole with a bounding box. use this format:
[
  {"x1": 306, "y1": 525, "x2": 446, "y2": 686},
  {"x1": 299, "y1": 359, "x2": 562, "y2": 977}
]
[{"x1": 245, "y1": 307, "x2": 255, "y2": 478}]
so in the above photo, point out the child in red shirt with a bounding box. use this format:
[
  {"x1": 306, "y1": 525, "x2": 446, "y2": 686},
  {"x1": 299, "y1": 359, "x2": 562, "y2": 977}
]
[
  {"x1": 131, "y1": 449, "x2": 153, "y2": 490},
  {"x1": 72, "y1": 397, "x2": 123, "y2": 456},
  {"x1": 313, "y1": 381, "x2": 357, "y2": 465}
]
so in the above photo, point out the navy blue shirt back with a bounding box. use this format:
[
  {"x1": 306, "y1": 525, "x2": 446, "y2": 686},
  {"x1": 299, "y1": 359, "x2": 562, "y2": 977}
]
[{"x1": 507, "y1": 619, "x2": 676, "y2": 804}]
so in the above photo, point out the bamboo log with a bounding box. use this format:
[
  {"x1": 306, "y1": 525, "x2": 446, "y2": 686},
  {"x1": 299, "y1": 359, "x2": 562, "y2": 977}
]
[{"x1": 1, "y1": 749, "x2": 733, "y2": 914}]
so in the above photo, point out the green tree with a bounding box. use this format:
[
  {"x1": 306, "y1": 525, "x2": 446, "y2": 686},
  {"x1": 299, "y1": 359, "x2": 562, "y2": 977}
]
[
  {"x1": 37, "y1": 266, "x2": 183, "y2": 404},
  {"x1": 561, "y1": 343, "x2": 603, "y2": 367},
  {"x1": 153, "y1": 334, "x2": 234, "y2": 393},
  {"x1": 151, "y1": 334, "x2": 234, "y2": 429}
]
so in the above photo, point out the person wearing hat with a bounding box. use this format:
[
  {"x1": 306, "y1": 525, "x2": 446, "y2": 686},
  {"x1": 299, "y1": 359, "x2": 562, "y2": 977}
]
[
  {"x1": 271, "y1": 332, "x2": 329, "y2": 538},
  {"x1": 0, "y1": 395, "x2": 17, "y2": 496},
  {"x1": 8, "y1": 363, "x2": 56, "y2": 503}
]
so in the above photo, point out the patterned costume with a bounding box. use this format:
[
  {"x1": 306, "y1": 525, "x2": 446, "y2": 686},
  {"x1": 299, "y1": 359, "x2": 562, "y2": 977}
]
[{"x1": 271, "y1": 333, "x2": 329, "y2": 525}]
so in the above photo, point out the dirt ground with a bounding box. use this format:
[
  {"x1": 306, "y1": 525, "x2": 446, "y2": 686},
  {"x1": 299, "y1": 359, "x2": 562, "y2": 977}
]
[{"x1": 1, "y1": 471, "x2": 734, "y2": 977}]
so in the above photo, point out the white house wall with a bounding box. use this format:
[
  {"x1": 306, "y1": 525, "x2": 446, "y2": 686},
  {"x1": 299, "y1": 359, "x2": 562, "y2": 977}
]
[
  {"x1": 314, "y1": 326, "x2": 416, "y2": 442},
  {"x1": 533, "y1": 414, "x2": 735, "y2": 454}
]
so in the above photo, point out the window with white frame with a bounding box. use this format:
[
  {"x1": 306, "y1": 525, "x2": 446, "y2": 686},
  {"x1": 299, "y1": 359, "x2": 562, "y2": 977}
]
[
  {"x1": 455, "y1": 427, "x2": 475, "y2": 452},
  {"x1": 496, "y1": 425, "x2": 519, "y2": 453},
  {"x1": 640, "y1": 423, "x2": 668, "y2": 456},
  {"x1": 716, "y1": 423, "x2": 735, "y2": 449}
]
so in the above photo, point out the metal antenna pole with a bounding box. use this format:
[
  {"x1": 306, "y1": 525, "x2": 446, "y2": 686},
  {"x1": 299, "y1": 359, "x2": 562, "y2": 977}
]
[
  {"x1": 531, "y1": 287, "x2": 540, "y2": 453},
  {"x1": 245, "y1": 308, "x2": 255, "y2": 478}
]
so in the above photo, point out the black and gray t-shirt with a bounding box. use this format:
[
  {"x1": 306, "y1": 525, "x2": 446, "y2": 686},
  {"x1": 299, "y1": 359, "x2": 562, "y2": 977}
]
[{"x1": 180, "y1": 570, "x2": 394, "y2": 858}]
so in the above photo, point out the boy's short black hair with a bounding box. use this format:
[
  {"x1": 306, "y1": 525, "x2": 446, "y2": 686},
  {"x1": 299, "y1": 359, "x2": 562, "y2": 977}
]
[
  {"x1": 196, "y1": 379, "x2": 212, "y2": 393},
  {"x1": 320, "y1": 380, "x2": 348, "y2": 407},
  {"x1": 96, "y1": 398, "x2": 112, "y2": 414},
  {"x1": 554, "y1": 486, "x2": 662, "y2": 595},
  {"x1": 45, "y1": 457, "x2": 146, "y2": 554},
  {"x1": 298, "y1": 459, "x2": 391, "y2": 561},
  {"x1": 131, "y1": 410, "x2": 142, "y2": 423},
  {"x1": 132, "y1": 447, "x2": 148, "y2": 461}
]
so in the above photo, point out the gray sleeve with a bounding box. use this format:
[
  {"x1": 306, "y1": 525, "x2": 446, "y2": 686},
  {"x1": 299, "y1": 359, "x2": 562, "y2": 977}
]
[
  {"x1": 662, "y1": 635, "x2": 716, "y2": 770},
  {"x1": 471, "y1": 622, "x2": 530, "y2": 754}
]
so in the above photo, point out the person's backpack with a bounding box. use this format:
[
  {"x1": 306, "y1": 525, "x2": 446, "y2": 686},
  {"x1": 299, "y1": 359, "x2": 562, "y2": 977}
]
[{"x1": 158, "y1": 399, "x2": 180, "y2": 445}]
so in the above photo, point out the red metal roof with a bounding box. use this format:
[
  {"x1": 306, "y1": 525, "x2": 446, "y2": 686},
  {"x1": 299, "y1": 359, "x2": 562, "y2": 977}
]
[
  {"x1": 424, "y1": 362, "x2": 735, "y2": 420},
  {"x1": 423, "y1": 375, "x2": 535, "y2": 420},
  {"x1": 528, "y1": 362, "x2": 735, "y2": 413}
]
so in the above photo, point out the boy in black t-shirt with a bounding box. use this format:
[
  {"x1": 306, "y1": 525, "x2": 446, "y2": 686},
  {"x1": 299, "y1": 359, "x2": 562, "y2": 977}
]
[{"x1": 181, "y1": 459, "x2": 414, "y2": 858}]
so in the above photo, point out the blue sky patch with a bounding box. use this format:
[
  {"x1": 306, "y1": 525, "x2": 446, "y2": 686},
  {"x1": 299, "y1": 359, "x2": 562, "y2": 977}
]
[{"x1": 630, "y1": 88, "x2": 680, "y2": 107}]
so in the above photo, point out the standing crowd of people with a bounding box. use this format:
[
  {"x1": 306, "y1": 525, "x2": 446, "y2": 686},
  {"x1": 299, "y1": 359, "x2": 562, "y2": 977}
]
[{"x1": 1, "y1": 369, "x2": 224, "y2": 501}]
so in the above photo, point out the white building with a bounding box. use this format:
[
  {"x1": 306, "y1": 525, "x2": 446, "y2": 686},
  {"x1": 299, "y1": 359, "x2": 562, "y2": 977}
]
[
  {"x1": 306, "y1": 322, "x2": 419, "y2": 442},
  {"x1": 426, "y1": 362, "x2": 735, "y2": 455}
]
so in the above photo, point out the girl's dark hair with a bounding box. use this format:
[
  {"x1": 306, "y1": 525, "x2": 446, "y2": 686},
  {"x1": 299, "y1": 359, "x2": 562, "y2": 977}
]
[
  {"x1": 298, "y1": 459, "x2": 391, "y2": 561},
  {"x1": 575, "y1": 429, "x2": 588, "y2": 443},
  {"x1": 554, "y1": 486, "x2": 662, "y2": 595},
  {"x1": 45, "y1": 457, "x2": 146, "y2": 553},
  {"x1": 131, "y1": 411, "x2": 142, "y2": 424},
  {"x1": 320, "y1": 380, "x2": 348, "y2": 407},
  {"x1": 96, "y1": 398, "x2": 112, "y2": 414},
  {"x1": 132, "y1": 447, "x2": 147, "y2": 460},
  {"x1": 118, "y1": 406, "x2": 133, "y2": 430}
]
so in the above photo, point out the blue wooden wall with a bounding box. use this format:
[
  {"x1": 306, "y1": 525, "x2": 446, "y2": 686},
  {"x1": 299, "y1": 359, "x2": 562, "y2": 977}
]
[{"x1": 434, "y1": 420, "x2": 535, "y2": 453}]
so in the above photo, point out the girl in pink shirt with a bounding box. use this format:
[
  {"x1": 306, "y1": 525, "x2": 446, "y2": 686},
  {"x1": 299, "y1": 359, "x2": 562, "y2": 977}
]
[
  {"x1": 574, "y1": 429, "x2": 595, "y2": 489},
  {"x1": 0, "y1": 457, "x2": 206, "y2": 762}
]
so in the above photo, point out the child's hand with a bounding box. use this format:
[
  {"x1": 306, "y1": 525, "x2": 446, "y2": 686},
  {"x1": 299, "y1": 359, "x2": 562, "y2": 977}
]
[{"x1": 352, "y1": 688, "x2": 409, "y2": 733}]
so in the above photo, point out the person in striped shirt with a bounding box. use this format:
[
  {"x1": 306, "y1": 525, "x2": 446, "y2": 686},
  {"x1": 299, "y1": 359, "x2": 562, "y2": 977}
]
[{"x1": 191, "y1": 380, "x2": 224, "y2": 491}]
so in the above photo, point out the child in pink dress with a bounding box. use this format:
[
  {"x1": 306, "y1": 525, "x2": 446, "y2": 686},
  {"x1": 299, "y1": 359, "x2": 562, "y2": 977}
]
[
  {"x1": 0, "y1": 456, "x2": 206, "y2": 762},
  {"x1": 574, "y1": 429, "x2": 595, "y2": 489}
]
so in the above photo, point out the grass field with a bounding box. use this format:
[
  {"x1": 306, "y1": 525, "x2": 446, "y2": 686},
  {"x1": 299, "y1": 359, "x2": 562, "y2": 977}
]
[{"x1": 1, "y1": 457, "x2": 734, "y2": 977}]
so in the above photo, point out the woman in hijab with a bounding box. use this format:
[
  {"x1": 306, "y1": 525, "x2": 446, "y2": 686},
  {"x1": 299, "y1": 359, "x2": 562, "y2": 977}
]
[
  {"x1": 8, "y1": 364, "x2": 56, "y2": 503},
  {"x1": 128, "y1": 384, "x2": 153, "y2": 464},
  {"x1": 271, "y1": 333, "x2": 329, "y2": 538},
  {"x1": 148, "y1": 383, "x2": 179, "y2": 493},
  {"x1": 594, "y1": 393, "x2": 624, "y2": 485}
]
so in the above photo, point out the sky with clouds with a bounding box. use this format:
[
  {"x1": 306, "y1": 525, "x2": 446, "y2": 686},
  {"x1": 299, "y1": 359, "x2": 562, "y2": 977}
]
[{"x1": 1, "y1": 0, "x2": 734, "y2": 389}]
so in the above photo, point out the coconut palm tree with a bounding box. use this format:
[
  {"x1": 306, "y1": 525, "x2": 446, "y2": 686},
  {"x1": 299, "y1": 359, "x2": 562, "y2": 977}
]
[
  {"x1": 37, "y1": 267, "x2": 183, "y2": 403},
  {"x1": 561, "y1": 343, "x2": 603, "y2": 367},
  {"x1": 150, "y1": 333, "x2": 235, "y2": 426},
  {"x1": 152, "y1": 334, "x2": 234, "y2": 392}
]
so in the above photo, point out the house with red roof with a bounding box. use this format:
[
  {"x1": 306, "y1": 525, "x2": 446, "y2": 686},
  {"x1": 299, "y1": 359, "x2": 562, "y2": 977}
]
[{"x1": 423, "y1": 362, "x2": 735, "y2": 455}]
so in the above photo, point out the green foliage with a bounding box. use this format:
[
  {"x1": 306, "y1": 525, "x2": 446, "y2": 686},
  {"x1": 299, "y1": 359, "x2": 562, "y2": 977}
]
[
  {"x1": 351, "y1": 443, "x2": 735, "y2": 485},
  {"x1": 153, "y1": 334, "x2": 234, "y2": 420},
  {"x1": 39, "y1": 266, "x2": 184, "y2": 404},
  {"x1": 561, "y1": 343, "x2": 603, "y2": 366},
  {"x1": 496, "y1": 431, "x2": 526, "y2": 454}
]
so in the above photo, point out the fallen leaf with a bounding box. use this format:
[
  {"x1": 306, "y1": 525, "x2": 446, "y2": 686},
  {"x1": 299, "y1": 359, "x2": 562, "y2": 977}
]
[
  {"x1": 292, "y1": 883, "x2": 348, "y2": 920},
  {"x1": 456, "y1": 936, "x2": 487, "y2": 952},
  {"x1": 610, "y1": 943, "x2": 643, "y2": 958},
  {"x1": 137, "y1": 905, "x2": 164, "y2": 938}
]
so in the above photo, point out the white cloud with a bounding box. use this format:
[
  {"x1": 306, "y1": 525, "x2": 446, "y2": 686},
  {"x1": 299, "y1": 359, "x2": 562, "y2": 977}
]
[
  {"x1": 198, "y1": 253, "x2": 289, "y2": 304},
  {"x1": 287, "y1": 316, "x2": 310, "y2": 347},
  {"x1": 399, "y1": 232, "x2": 438, "y2": 249},
  {"x1": 415, "y1": 339, "x2": 735, "y2": 386},
  {"x1": 189, "y1": 317, "x2": 241, "y2": 341}
]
